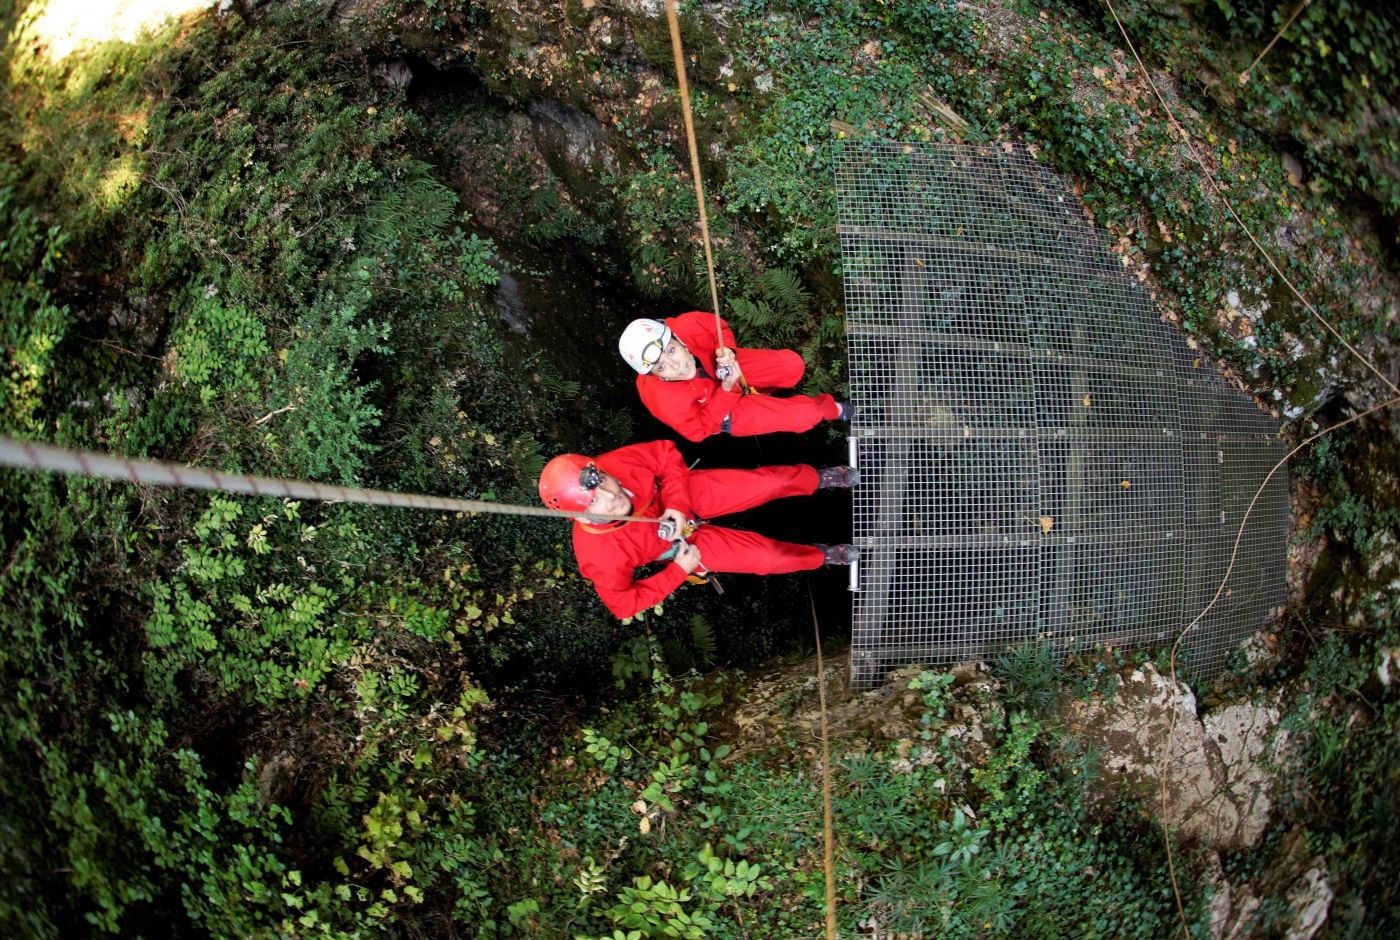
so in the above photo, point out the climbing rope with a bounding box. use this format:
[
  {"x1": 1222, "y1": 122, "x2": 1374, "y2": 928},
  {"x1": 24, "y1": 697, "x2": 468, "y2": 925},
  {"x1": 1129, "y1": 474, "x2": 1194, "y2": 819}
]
[
  {"x1": 1239, "y1": 0, "x2": 1314, "y2": 85},
  {"x1": 0, "y1": 437, "x2": 664, "y2": 526},
  {"x1": 665, "y1": 0, "x2": 724, "y2": 352},
  {"x1": 666, "y1": 7, "x2": 831, "y2": 928},
  {"x1": 807, "y1": 581, "x2": 840, "y2": 940},
  {"x1": 665, "y1": 0, "x2": 754, "y2": 398},
  {"x1": 1101, "y1": 1, "x2": 1400, "y2": 934},
  {"x1": 1103, "y1": 0, "x2": 1398, "y2": 400}
]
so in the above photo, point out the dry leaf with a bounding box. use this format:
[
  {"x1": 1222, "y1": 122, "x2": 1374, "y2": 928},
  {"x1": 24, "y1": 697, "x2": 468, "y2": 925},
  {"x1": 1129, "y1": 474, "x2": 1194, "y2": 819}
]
[
  {"x1": 1120, "y1": 480, "x2": 1131, "y2": 489},
  {"x1": 639, "y1": 816, "x2": 651, "y2": 835},
  {"x1": 1227, "y1": 138, "x2": 1238, "y2": 155},
  {"x1": 631, "y1": 799, "x2": 647, "y2": 815},
  {"x1": 1082, "y1": 394, "x2": 1092, "y2": 407},
  {"x1": 1038, "y1": 515, "x2": 1055, "y2": 535}
]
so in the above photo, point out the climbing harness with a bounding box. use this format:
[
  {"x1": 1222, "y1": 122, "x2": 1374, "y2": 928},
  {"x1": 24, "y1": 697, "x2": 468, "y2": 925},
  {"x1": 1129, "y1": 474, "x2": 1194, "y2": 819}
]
[{"x1": 655, "y1": 515, "x2": 723, "y2": 592}]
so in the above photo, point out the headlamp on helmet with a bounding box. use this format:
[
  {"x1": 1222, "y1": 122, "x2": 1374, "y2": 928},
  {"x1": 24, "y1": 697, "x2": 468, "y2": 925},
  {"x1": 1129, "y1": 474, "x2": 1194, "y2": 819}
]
[
  {"x1": 619, "y1": 319, "x2": 673, "y2": 375},
  {"x1": 539, "y1": 454, "x2": 602, "y2": 512}
]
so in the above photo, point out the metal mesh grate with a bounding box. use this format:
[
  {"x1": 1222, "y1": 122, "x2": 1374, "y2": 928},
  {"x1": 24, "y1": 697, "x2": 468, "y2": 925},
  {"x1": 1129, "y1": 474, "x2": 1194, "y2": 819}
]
[{"x1": 837, "y1": 140, "x2": 1289, "y2": 688}]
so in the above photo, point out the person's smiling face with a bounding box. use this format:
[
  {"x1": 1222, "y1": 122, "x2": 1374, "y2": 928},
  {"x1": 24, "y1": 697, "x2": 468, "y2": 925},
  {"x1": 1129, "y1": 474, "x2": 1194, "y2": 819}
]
[
  {"x1": 651, "y1": 338, "x2": 697, "y2": 381},
  {"x1": 584, "y1": 470, "x2": 633, "y2": 520}
]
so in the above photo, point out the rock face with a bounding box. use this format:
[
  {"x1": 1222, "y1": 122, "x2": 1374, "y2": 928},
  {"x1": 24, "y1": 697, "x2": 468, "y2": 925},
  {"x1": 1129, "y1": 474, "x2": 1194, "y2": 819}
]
[
  {"x1": 723, "y1": 660, "x2": 1001, "y2": 783},
  {"x1": 527, "y1": 99, "x2": 618, "y2": 177},
  {"x1": 526, "y1": 99, "x2": 618, "y2": 206},
  {"x1": 490, "y1": 268, "x2": 529, "y2": 335},
  {"x1": 1060, "y1": 663, "x2": 1287, "y2": 850},
  {"x1": 1205, "y1": 832, "x2": 1335, "y2": 940},
  {"x1": 720, "y1": 654, "x2": 1326, "y2": 936}
]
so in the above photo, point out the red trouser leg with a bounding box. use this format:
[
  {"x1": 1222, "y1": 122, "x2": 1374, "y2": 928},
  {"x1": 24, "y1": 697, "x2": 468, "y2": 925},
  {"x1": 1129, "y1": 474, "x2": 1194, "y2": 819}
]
[
  {"x1": 688, "y1": 465, "x2": 819, "y2": 517},
  {"x1": 736, "y1": 348, "x2": 805, "y2": 389},
  {"x1": 692, "y1": 526, "x2": 824, "y2": 574},
  {"x1": 685, "y1": 465, "x2": 825, "y2": 574},
  {"x1": 728, "y1": 393, "x2": 840, "y2": 436},
  {"x1": 729, "y1": 349, "x2": 839, "y2": 435}
]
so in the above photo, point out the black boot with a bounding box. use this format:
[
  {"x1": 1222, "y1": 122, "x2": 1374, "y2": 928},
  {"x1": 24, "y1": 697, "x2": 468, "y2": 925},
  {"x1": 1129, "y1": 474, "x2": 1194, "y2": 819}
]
[
  {"x1": 815, "y1": 543, "x2": 860, "y2": 565},
  {"x1": 817, "y1": 466, "x2": 860, "y2": 489}
]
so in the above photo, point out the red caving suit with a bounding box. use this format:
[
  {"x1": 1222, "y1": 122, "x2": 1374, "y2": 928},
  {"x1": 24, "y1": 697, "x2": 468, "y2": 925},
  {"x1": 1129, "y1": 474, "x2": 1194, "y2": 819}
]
[
  {"x1": 571, "y1": 440, "x2": 825, "y2": 620},
  {"x1": 636, "y1": 311, "x2": 840, "y2": 442}
]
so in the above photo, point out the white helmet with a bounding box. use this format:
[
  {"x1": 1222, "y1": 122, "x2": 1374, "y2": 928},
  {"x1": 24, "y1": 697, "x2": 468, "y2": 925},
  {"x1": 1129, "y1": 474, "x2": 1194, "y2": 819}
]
[{"x1": 619, "y1": 318, "x2": 672, "y2": 375}]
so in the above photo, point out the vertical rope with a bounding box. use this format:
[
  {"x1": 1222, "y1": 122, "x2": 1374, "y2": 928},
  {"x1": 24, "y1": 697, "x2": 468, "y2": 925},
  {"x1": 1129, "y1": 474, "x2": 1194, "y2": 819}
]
[
  {"x1": 808, "y1": 582, "x2": 839, "y2": 939},
  {"x1": 665, "y1": 0, "x2": 725, "y2": 351},
  {"x1": 1239, "y1": 0, "x2": 1314, "y2": 84},
  {"x1": 1100, "y1": 2, "x2": 1400, "y2": 933},
  {"x1": 1101, "y1": 0, "x2": 1397, "y2": 399}
]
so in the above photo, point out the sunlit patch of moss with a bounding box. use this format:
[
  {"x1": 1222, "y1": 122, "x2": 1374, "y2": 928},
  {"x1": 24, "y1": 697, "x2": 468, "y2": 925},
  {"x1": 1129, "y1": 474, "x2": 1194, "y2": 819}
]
[{"x1": 94, "y1": 152, "x2": 141, "y2": 210}]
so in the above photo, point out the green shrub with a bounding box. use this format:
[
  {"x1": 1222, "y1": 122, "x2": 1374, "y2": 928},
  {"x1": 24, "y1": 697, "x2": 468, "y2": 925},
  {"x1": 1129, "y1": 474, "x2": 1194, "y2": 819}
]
[{"x1": 0, "y1": 167, "x2": 70, "y2": 435}]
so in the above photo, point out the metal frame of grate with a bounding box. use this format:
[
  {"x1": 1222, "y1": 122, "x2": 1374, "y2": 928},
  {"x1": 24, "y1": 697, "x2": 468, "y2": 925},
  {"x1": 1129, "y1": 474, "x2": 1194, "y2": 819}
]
[{"x1": 837, "y1": 140, "x2": 1289, "y2": 689}]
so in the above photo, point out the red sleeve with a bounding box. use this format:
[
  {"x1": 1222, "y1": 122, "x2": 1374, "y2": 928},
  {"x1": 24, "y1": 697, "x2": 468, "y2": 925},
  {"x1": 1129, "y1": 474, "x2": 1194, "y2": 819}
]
[
  {"x1": 573, "y1": 528, "x2": 690, "y2": 620},
  {"x1": 637, "y1": 375, "x2": 744, "y2": 442},
  {"x1": 634, "y1": 440, "x2": 693, "y2": 518},
  {"x1": 717, "y1": 315, "x2": 737, "y2": 350},
  {"x1": 670, "y1": 311, "x2": 736, "y2": 364},
  {"x1": 579, "y1": 552, "x2": 690, "y2": 620}
]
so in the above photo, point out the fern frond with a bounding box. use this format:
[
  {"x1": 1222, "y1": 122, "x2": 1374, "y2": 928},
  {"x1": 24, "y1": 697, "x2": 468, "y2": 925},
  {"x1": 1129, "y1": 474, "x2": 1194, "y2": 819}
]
[
  {"x1": 360, "y1": 163, "x2": 456, "y2": 253},
  {"x1": 605, "y1": 410, "x2": 634, "y2": 447},
  {"x1": 661, "y1": 637, "x2": 693, "y2": 675},
  {"x1": 537, "y1": 364, "x2": 581, "y2": 399},
  {"x1": 758, "y1": 267, "x2": 810, "y2": 316},
  {"x1": 818, "y1": 311, "x2": 847, "y2": 341},
  {"x1": 690, "y1": 614, "x2": 716, "y2": 665},
  {"x1": 728, "y1": 296, "x2": 775, "y2": 329},
  {"x1": 511, "y1": 433, "x2": 546, "y2": 484}
]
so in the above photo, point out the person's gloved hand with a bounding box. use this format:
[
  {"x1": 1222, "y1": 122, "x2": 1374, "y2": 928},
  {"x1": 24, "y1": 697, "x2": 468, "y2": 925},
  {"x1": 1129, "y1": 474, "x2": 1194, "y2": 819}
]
[
  {"x1": 715, "y1": 347, "x2": 743, "y2": 391},
  {"x1": 672, "y1": 540, "x2": 703, "y2": 573}
]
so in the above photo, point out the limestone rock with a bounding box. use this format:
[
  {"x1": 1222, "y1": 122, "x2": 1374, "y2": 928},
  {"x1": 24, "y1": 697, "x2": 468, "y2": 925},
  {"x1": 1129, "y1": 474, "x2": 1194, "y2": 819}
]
[
  {"x1": 1204, "y1": 850, "x2": 1261, "y2": 940},
  {"x1": 1284, "y1": 862, "x2": 1333, "y2": 940},
  {"x1": 1061, "y1": 662, "x2": 1287, "y2": 849},
  {"x1": 528, "y1": 99, "x2": 618, "y2": 176}
]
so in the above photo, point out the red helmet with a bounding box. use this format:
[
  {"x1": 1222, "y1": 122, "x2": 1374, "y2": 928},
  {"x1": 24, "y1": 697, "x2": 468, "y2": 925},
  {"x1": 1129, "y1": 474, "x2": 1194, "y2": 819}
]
[{"x1": 538, "y1": 454, "x2": 598, "y2": 511}]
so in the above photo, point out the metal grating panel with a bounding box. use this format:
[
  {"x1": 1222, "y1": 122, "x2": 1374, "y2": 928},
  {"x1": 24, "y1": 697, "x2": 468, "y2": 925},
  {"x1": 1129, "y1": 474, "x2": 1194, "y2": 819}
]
[{"x1": 838, "y1": 140, "x2": 1289, "y2": 688}]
